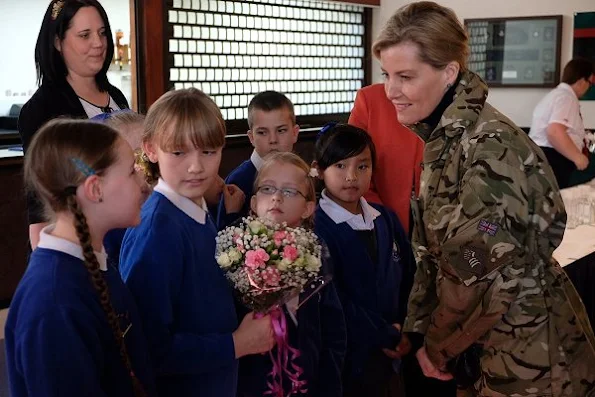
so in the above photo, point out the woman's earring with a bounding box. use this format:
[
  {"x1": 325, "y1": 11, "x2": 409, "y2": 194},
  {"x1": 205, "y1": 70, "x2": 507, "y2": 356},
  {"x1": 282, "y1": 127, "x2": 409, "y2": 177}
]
[{"x1": 446, "y1": 82, "x2": 453, "y2": 90}]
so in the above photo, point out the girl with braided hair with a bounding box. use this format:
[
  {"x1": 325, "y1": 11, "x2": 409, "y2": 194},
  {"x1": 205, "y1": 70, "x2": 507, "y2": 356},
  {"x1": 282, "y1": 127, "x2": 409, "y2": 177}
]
[{"x1": 5, "y1": 119, "x2": 156, "y2": 397}]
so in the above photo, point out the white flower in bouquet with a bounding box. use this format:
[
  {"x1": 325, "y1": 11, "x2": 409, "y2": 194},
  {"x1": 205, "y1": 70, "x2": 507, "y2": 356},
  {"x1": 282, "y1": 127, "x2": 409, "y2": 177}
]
[
  {"x1": 305, "y1": 253, "x2": 321, "y2": 272},
  {"x1": 248, "y1": 219, "x2": 265, "y2": 234},
  {"x1": 216, "y1": 252, "x2": 232, "y2": 268},
  {"x1": 228, "y1": 248, "x2": 242, "y2": 263}
]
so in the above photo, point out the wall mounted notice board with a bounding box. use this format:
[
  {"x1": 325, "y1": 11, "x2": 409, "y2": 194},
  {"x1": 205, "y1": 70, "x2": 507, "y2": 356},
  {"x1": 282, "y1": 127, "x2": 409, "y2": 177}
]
[{"x1": 464, "y1": 15, "x2": 562, "y2": 88}]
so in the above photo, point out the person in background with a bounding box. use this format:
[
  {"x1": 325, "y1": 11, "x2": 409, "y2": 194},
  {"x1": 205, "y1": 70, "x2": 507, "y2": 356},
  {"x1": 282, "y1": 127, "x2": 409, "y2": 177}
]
[
  {"x1": 376, "y1": 2, "x2": 595, "y2": 396},
  {"x1": 349, "y1": 67, "x2": 424, "y2": 235},
  {"x1": 91, "y1": 110, "x2": 149, "y2": 269},
  {"x1": 19, "y1": 0, "x2": 129, "y2": 249},
  {"x1": 104, "y1": 110, "x2": 145, "y2": 153},
  {"x1": 5, "y1": 119, "x2": 155, "y2": 397},
  {"x1": 529, "y1": 58, "x2": 595, "y2": 189},
  {"x1": 217, "y1": 90, "x2": 300, "y2": 229}
]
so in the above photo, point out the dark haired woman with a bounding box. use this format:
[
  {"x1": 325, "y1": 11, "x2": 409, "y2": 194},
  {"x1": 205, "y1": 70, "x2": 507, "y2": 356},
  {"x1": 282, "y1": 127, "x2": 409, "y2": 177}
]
[{"x1": 19, "y1": 0, "x2": 129, "y2": 249}]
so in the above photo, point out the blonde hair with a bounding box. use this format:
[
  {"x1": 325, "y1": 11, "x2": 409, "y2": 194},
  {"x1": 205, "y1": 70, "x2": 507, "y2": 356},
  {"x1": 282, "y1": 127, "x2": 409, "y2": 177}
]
[
  {"x1": 140, "y1": 88, "x2": 226, "y2": 183},
  {"x1": 253, "y1": 152, "x2": 316, "y2": 228},
  {"x1": 24, "y1": 119, "x2": 146, "y2": 397},
  {"x1": 372, "y1": 1, "x2": 469, "y2": 71},
  {"x1": 105, "y1": 111, "x2": 145, "y2": 150}
]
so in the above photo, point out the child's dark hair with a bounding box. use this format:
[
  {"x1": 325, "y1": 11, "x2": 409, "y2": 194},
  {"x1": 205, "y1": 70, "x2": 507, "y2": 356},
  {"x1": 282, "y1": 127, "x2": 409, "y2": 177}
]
[
  {"x1": 35, "y1": 0, "x2": 115, "y2": 90},
  {"x1": 24, "y1": 119, "x2": 146, "y2": 397},
  {"x1": 314, "y1": 123, "x2": 377, "y2": 170},
  {"x1": 247, "y1": 91, "x2": 296, "y2": 129}
]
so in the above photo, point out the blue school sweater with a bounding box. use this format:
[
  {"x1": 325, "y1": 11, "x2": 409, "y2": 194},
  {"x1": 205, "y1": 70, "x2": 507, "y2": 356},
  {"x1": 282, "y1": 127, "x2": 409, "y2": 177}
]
[
  {"x1": 314, "y1": 203, "x2": 415, "y2": 379},
  {"x1": 120, "y1": 191, "x2": 238, "y2": 397},
  {"x1": 237, "y1": 246, "x2": 346, "y2": 397},
  {"x1": 104, "y1": 228, "x2": 126, "y2": 268},
  {"x1": 5, "y1": 249, "x2": 157, "y2": 397},
  {"x1": 216, "y1": 159, "x2": 257, "y2": 229}
]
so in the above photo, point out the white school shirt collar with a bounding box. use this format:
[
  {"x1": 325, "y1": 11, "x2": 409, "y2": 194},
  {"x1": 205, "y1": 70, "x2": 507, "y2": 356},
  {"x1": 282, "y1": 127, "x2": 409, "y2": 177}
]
[
  {"x1": 37, "y1": 225, "x2": 108, "y2": 271},
  {"x1": 154, "y1": 178, "x2": 208, "y2": 225},
  {"x1": 250, "y1": 150, "x2": 265, "y2": 171},
  {"x1": 319, "y1": 189, "x2": 381, "y2": 231}
]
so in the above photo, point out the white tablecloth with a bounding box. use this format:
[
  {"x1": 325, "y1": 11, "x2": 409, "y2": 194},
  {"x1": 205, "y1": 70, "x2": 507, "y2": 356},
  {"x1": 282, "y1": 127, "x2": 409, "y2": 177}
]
[{"x1": 553, "y1": 181, "x2": 595, "y2": 267}]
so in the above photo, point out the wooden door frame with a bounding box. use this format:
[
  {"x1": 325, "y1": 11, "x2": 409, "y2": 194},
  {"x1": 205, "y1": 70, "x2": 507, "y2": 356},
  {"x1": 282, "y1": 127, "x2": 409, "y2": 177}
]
[{"x1": 134, "y1": 0, "x2": 167, "y2": 113}]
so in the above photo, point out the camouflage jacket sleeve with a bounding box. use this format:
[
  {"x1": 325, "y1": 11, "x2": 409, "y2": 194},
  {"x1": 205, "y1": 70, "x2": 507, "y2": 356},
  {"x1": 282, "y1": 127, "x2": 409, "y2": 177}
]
[
  {"x1": 423, "y1": 132, "x2": 565, "y2": 368},
  {"x1": 402, "y1": 244, "x2": 439, "y2": 335}
]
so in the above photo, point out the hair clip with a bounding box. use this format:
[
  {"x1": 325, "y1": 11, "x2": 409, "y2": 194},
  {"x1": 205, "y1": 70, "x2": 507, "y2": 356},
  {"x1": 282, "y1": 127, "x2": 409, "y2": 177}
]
[
  {"x1": 70, "y1": 157, "x2": 96, "y2": 177},
  {"x1": 317, "y1": 121, "x2": 337, "y2": 139},
  {"x1": 51, "y1": 0, "x2": 65, "y2": 20}
]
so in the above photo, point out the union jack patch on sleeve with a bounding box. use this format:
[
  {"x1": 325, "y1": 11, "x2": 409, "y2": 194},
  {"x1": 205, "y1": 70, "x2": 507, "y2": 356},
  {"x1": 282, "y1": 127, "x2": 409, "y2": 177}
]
[{"x1": 477, "y1": 219, "x2": 499, "y2": 236}]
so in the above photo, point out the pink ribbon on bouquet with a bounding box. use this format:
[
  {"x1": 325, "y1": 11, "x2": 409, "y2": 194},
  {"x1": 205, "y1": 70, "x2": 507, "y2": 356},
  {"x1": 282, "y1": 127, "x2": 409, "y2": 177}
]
[{"x1": 256, "y1": 307, "x2": 307, "y2": 397}]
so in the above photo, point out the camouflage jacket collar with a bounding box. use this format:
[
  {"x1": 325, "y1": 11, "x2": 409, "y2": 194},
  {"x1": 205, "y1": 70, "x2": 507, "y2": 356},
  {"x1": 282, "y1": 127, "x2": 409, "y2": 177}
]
[{"x1": 409, "y1": 70, "x2": 488, "y2": 143}]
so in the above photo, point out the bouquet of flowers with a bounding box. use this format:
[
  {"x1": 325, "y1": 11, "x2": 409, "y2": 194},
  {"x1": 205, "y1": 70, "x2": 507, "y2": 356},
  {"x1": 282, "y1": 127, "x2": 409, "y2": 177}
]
[
  {"x1": 215, "y1": 216, "x2": 323, "y2": 313},
  {"x1": 215, "y1": 216, "x2": 325, "y2": 396}
]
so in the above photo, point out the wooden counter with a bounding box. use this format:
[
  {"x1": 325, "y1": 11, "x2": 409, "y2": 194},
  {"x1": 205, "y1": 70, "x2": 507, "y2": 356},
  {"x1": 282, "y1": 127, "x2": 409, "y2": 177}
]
[{"x1": 0, "y1": 154, "x2": 27, "y2": 309}]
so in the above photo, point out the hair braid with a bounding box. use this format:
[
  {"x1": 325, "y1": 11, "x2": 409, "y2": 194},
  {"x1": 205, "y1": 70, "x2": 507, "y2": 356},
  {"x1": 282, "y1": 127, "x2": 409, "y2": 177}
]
[{"x1": 66, "y1": 195, "x2": 146, "y2": 397}]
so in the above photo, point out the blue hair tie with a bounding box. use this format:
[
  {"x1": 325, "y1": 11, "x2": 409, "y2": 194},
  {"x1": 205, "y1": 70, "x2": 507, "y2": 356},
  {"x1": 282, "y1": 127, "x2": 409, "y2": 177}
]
[
  {"x1": 70, "y1": 157, "x2": 96, "y2": 177},
  {"x1": 317, "y1": 121, "x2": 337, "y2": 139}
]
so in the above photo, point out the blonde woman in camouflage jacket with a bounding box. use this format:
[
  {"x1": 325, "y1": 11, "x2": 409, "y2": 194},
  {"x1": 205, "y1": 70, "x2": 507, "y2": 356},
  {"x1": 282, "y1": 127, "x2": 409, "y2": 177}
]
[{"x1": 374, "y1": 2, "x2": 595, "y2": 396}]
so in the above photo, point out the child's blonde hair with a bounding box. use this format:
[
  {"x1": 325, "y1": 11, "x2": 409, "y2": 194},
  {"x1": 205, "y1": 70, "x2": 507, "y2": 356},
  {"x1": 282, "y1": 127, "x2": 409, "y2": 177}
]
[
  {"x1": 140, "y1": 88, "x2": 226, "y2": 184},
  {"x1": 105, "y1": 111, "x2": 145, "y2": 150},
  {"x1": 253, "y1": 152, "x2": 316, "y2": 228},
  {"x1": 24, "y1": 119, "x2": 146, "y2": 397}
]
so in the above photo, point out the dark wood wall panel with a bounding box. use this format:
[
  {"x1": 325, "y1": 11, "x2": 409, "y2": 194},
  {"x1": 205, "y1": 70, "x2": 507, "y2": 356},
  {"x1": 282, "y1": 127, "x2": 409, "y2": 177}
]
[
  {"x1": 135, "y1": 0, "x2": 166, "y2": 112},
  {"x1": 0, "y1": 158, "x2": 28, "y2": 308}
]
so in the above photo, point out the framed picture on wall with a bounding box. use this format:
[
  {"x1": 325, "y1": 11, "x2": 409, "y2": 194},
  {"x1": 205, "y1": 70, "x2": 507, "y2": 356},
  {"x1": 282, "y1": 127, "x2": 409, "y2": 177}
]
[
  {"x1": 464, "y1": 15, "x2": 563, "y2": 88},
  {"x1": 574, "y1": 12, "x2": 595, "y2": 100}
]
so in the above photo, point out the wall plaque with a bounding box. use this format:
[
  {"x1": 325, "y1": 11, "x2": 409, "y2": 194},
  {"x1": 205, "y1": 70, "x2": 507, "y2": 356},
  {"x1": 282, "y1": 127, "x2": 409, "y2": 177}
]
[{"x1": 465, "y1": 15, "x2": 562, "y2": 87}]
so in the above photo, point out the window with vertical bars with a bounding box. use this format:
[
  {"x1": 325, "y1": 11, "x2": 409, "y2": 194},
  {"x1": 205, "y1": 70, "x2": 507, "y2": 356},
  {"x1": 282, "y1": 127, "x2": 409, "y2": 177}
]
[{"x1": 166, "y1": 0, "x2": 366, "y2": 134}]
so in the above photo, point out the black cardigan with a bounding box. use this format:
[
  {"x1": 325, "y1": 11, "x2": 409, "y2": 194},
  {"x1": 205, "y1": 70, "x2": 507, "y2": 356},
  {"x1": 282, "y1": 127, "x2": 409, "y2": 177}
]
[{"x1": 18, "y1": 78, "x2": 129, "y2": 225}]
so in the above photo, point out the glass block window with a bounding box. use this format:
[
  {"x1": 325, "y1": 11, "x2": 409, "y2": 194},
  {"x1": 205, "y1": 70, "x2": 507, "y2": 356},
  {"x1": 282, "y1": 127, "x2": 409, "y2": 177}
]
[{"x1": 166, "y1": 0, "x2": 366, "y2": 132}]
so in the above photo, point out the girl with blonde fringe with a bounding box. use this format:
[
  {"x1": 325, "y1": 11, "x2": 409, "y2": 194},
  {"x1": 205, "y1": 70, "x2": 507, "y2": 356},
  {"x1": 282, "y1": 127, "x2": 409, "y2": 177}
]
[
  {"x1": 5, "y1": 119, "x2": 156, "y2": 397},
  {"x1": 119, "y1": 88, "x2": 275, "y2": 397}
]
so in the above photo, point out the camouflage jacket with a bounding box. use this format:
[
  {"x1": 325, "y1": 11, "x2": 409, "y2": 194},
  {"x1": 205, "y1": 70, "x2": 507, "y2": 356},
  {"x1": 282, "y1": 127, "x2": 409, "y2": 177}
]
[{"x1": 403, "y1": 70, "x2": 595, "y2": 396}]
